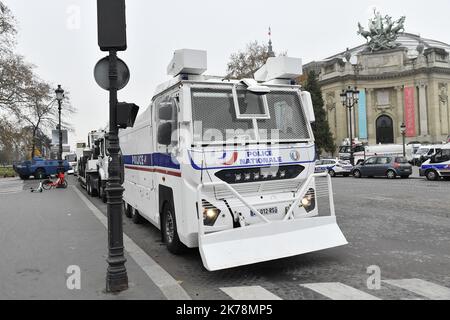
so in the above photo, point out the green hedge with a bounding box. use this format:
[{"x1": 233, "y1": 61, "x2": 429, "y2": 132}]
[{"x1": 0, "y1": 167, "x2": 16, "y2": 178}]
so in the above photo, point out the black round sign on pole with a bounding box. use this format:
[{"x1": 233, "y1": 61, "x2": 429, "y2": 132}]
[{"x1": 94, "y1": 56, "x2": 130, "y2": 91}]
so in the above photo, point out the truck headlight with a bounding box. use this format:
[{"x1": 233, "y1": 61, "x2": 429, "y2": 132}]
[
  {"x1": 202, "y1": 200, "x2": 221, "y2": 226},
  {"x1": 299, "y1": 189, "x2": 316, "y2": 213}
]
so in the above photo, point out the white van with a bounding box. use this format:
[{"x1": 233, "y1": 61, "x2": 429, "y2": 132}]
[
  {"x1": 412, "y1": 145, "x2": 442, "y2": 166},
  {"x1": 119, "y1": 50, "x2": 347, "y2": 271},
  {"x1": 420, "y1": 144, "x2": 450, "y2": 181}
]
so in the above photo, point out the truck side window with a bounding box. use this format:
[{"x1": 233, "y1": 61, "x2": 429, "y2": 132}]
[{"x1": 157, "y1": 96, "x2": 178, "y2": 149}]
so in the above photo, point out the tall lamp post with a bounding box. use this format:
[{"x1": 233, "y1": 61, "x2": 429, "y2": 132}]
[
  {"x1": 55, "y1": 85, "x2": 65, "y2": 173},
  {"x1": 340, "y1": 86, "x2": 360, "y2": 165},
  {"x1": 400, "y1": 122, "x2": 407, "y2": 157}
]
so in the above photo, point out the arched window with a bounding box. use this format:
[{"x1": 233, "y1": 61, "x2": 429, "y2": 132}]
[{"x1": 376, "y1": 115, "x2": 394, "y2": 144}]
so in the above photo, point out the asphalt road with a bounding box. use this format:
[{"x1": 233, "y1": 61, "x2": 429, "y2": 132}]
[{"x1": 75, "y1": 175, "x2": 450, "y2": 300}]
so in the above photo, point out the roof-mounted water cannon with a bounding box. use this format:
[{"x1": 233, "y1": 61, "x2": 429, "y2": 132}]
[
  {"x1": 254, "y1": 56, "x2": 303, "y2": 84},
  {"x1": 239, "y1": 78, "x2": 271, "y2": 96},
  {"x1": 167, "y1": 49, "x2": 207, "y2": 77}
]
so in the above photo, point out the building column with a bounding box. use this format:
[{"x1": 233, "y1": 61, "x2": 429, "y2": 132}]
[
  {"x1": 417, "y1": 81, "x2": 429, "y2": 136},
  {"x1": 366, "y1": 89, "x2": 375, "y2": 144}
]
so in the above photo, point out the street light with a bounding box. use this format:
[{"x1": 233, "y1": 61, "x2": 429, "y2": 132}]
[
  {"x1": 55, "y1": 85, "x2": 65, "y2": 174},
  {"x1": 340, "y1": 86, "x2": 360, "y2": 165},
  {"x1": 400, "y1": 122, "x2": 407, "y2": 157}
]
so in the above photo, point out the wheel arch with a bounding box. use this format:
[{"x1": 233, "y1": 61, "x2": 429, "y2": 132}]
[{"x1": 159, "y1": 185, "x2": 175, "y2": 240}]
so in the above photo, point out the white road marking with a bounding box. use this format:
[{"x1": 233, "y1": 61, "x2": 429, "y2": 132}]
[
  {"x1": 221, "y1": 286, "x2": 282, "y2": 300},
  {"x1": 383, "y1": 279, "x2": 450, "y2": 300},
  {"x1": 301, "y1": 283, "x2": 381, "y2": 300},
  {"x1": 73, "y1": 186, "x2": 191, "y2": 300}
]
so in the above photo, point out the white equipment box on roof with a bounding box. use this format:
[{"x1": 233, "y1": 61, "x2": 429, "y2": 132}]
[
  {"x1": 167, "y1": 49, "x2": 207, "y2": 76},
  {"x1": 254, "y1": 56, "x2": 302, "y2": 82}
]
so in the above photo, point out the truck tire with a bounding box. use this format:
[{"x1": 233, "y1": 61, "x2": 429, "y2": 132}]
[
  {"x1": 131, "y1": 207, "x2": 144, "y2": 224},
  {"x1": 161, "y1": 202, "x2": 185, "y2": 255},
  {"x1": 124, "y1": 202, "x2": 132, "y2": 218},
  {"x1": 35, "y1": 168, "x2": 46, "y2": 180},
  {"x1": 89, "y1": 177, "x2": 98, "y2": 197},
  {"x1": 86, "y1": 176, "x2": 94, "y2": 196},
  {"x1": 99, "y1": 181, "x2": 107, "y2": 203}
]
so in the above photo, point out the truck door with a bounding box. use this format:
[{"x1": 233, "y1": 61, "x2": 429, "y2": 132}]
[{"x1": 154, "y1": 95, "x2": 179, "y2": 225}]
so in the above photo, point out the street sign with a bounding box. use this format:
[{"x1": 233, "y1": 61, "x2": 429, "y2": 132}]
[
  {"x1": 51, "y1": 145, "x2": 71, "y2": 153},
  {"x1": 94, "y1": 56, "x2": 130, "y2": 91},
  {"x1": 52, "y1": 130, "x2": 68, "y2": 145},
  {"x1": 97, "y1": 0, "x2": 127, "y2": 51}
]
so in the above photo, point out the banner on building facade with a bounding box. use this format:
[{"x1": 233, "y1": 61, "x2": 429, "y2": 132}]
[
  {"x1": 404, "y1": 87, "x2": 416, "y2": 137},
  {"x1": 358, "y1": 90, "x2": 368, "y2": 140}
]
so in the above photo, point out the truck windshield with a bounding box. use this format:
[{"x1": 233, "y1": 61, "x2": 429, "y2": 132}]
[{"x1": 191, "y1": 88, "x2": 310, "y2": 143}]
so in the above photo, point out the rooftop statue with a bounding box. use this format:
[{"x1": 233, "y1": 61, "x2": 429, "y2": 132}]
[{"x1": 358, "y1": 10, "x2": 406, "y2": 52}]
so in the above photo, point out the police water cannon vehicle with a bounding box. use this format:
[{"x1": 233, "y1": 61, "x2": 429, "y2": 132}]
[
  {"x1": 77, "y1": 129, "x2": 107, "y2": 197},
  {"x1": 119, "y1": 49, "x2": 348, "y2": 271}
]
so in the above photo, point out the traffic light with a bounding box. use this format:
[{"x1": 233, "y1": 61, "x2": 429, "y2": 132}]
[
  {"x1": 116, "y1": 102, "x2": 139, "y2": 129},
  {"x1": 97, "y1": 0, "x2": 127, "y2": 51}
]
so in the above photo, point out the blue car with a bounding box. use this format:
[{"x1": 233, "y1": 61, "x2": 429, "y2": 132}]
[{"x1": 13, "y1": 157, "x2": 72, "y2": 180}]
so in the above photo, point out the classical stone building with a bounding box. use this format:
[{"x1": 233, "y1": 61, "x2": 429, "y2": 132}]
[{"x1": 305, "y1": 23, "x2": 450, "y2": 147}]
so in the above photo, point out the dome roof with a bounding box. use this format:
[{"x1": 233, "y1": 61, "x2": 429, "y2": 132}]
[{"x1": 326, "y1": 33, "x2": 450, "y2": 61}]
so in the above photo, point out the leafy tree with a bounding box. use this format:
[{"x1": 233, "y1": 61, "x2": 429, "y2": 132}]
[{"x1": 302, "y1": 71, "x2": 335, "y2": 156}]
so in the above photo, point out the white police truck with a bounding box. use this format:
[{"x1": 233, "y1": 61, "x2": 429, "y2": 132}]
[
  {"x1": 119, "y1": 49, "x2": 347, "y2": 271},
  {"x1": 420, "y1": 144, "x2": 450, "y2": 181}
]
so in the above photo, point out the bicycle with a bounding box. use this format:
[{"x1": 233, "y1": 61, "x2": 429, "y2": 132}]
[{"x1": 42, "y1": 172, "x2": 68, "y2": 190}]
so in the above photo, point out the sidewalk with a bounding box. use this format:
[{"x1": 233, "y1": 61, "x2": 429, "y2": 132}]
[{"x1": 0, "y1": 179, "x2": 165, "y2": 300}]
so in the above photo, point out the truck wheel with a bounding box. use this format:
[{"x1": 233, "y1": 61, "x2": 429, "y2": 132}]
[
  {"x1": 162, "y1": 203, "x2": 185, "y2": 255},
  {"x1": 426, "y1": 170, "x2": 438, "y2": 181},
  {"x1": 124, "y1": 202, "x2": 132, "y2": 218},
  {"x1": 86, "y1": 177, "x2": 92, "y2": 196},
  {"x1": 35, "y1": 168, "x2": 46, "y2": 180},
  {"x1": 99, "y1": 182, "x2": 107, "y2": 203},
  {"x1": 131, "y1": 207, "x2": 144, "y2": 224},
  {"x1": 90, "y1": 179, "x2": 98, "y2": 197}
]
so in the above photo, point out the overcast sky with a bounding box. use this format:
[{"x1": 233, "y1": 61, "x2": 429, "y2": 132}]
[{"x1": 5, "y1": 0, "x2": 450, "y2": 148}]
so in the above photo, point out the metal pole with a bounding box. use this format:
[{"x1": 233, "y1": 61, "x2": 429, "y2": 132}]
[
  {"x1": 105, "y1": 50, "x2": 128, "y2": 292},
  {"x1": 58, "y1": 101, "x2": 63, "y2": 172},
  {"x1": 349, "y1": 106, "x2": 354, "y2": 166},
  {"x1": 402, "y1": 132, "x2": 406, "y2": 157}
]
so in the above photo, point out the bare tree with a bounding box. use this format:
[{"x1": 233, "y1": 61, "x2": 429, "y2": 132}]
[
  {"x1": 226, "y1": 41, "x2": 286, "y2": 79},
  {"x1": 19, "y1": 80, "x2": 75, "y2": 159}
]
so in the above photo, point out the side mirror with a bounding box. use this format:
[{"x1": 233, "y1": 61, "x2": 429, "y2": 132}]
[
  {"x1": 94, "y1": 146, "x2": 101, "y2": 159},
  {"x1": 301, "y1": 91, "x2": 316, "y2": 123},
  {"x1": 158, "y1": 123, "x2": 172, "y2": 146}
]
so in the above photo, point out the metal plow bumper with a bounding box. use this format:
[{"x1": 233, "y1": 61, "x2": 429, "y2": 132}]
[{"x1": 199, "y1": 216, "x2": 347, "y2": 271}]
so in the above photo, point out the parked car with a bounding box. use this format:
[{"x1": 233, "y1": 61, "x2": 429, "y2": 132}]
[
  {"x1": 352, "y1": 156, "x2": 412, "y2": 179},
  {"x1": 13, "y1": 157, "x2": 71, "y2": 180},
  {"x1": 315, "y1": 159, "x2": 353, "y2": 177},
  {"x1": 420, "y1": 144, "x2": 450, "y2": 181}
]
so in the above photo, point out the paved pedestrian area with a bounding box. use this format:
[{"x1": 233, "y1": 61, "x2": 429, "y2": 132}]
[
  {"x1": 1, "y1": 175, "x2": 449, "y2": 300},
  {"x1": 0, "y1": 178, "x2": 165, "y2": 300}
]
